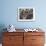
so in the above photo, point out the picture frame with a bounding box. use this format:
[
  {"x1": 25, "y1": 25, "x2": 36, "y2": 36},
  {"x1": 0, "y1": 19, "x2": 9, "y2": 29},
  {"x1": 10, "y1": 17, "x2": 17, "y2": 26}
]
[{"x1": 17, "y1": 7, "x2": 35, "y2": 21}]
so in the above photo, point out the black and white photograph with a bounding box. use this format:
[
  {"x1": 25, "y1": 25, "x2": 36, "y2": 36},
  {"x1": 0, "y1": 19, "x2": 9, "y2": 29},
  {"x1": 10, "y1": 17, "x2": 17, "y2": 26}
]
[{"x1": 18, "y1": 7, "x2": 35, "y2": 21}]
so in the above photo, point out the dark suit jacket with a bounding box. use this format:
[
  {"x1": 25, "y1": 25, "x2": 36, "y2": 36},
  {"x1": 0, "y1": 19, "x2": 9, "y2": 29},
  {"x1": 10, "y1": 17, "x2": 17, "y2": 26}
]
[{"x1": 20, "y1": 14, "x2": 33, "y2": 19}]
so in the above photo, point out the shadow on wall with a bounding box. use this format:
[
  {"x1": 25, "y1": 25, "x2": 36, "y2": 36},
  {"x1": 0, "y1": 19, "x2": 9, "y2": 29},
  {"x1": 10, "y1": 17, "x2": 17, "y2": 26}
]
[{"x1": 0, "y1": 24, "x2": 7, "y2": 43}]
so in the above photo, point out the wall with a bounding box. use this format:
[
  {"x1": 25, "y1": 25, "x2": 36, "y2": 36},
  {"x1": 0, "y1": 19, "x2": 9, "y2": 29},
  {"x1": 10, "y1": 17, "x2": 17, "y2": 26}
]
[{"x1": 0, "y1": 0, "x2": 46, "y2": 43}]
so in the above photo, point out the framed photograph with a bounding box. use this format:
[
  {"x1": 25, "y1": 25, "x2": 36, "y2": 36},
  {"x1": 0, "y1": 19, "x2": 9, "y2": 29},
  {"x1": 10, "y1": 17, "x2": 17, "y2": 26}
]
[{"x1": 18, "y1": 7, "x2": 35, "y2": 21}]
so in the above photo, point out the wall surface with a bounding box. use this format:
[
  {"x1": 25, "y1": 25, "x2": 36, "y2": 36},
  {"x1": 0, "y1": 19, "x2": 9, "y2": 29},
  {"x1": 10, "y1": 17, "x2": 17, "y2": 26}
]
[{"x1": 0, "y1": 0, "x2": 46, "y2": 43}]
